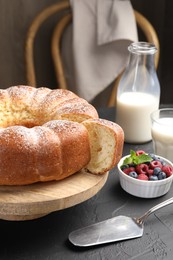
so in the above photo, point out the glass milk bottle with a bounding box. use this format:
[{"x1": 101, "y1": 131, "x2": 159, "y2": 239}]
[{"x1": 116, "y1": 42, "x2": 160, "y2": 143}]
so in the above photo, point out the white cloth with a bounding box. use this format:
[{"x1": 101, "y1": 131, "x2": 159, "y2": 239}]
[{"x1": 62, "y1": 0, "x2": 138, "y2": 102}]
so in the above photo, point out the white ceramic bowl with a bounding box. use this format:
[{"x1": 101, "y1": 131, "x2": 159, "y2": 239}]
[{"x1": 117, "y1": 155, "x2": 173, "y2": 198}]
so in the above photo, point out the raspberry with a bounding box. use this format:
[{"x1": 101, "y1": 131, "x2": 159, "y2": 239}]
[
  {"x1": 137, "y1": 174, "x2": 149, "y2": 181},
  {"x1": 136, "y1": 150, "x2": 145, "y2": 156},
  {"x1": 149, "y1": 160, "x2": 162, "y2": 169},
  {"x1": 121, "y1": 164, "x2": 129, "y2": 171},
  {"x1": 162, "y1": 165, "x2": 173, "y2": 177},
  {"x1": 147, "y1": 168, "x2": 154, "y2": 176},
  {"x1": 156, "y1": 158, "x2": 165, "y2": 165},
  {"x1": 123, "y1": 167, "x2": 135, "y2": 175},
  {"x1": 136, "y1": 164, "x2": 149, "y2": 175}
]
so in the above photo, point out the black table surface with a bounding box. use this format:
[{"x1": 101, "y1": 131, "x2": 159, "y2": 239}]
[{"x1": 1, "y1": 108, "x2": 173, "y2": 260}]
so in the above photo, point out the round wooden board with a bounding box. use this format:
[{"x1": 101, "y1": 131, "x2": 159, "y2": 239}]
[{"x1": 0, "y1": 170, "x2": 108, "y2": 221}]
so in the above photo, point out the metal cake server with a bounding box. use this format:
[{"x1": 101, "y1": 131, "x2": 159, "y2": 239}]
[{"x1": 69, "y1": 197, "x2": 173, "y2": 247}]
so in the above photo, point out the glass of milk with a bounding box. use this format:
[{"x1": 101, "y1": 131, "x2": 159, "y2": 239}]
[{"x1": 151, "y1": 108, "x2": 173, "y2": 162}]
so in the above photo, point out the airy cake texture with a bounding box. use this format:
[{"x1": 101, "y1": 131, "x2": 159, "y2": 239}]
[
  {"x1": 0, "y1": 85, "x2": 124, "y2": 185},
  {"x1": 83, "y1": 119, "x2": 124, "y2": 174}
]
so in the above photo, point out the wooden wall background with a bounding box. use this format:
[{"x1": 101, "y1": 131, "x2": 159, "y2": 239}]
[{"x1": 0, "y1": 0, "x2": 172, "y2": 106}]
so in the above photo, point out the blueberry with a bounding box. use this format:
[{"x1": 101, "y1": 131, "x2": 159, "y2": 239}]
[
  {"x1": 153, "y1": 167, "x2": 161, "y2": 176},
  {"x1": 158, "y1": 171, "x2": 166, "y2": 180},
  {"x1": 149, "y1": 175, "x2": 158, "y2": 181},
  {"x1": 129, "y1": 171, "x2": 138, "y2": 178},
  {"x1": 128, "y1": 163, "x2": 136, "y2": 167},
  {"x1": 148, "y1": 153, "x2": 157, "y2": 160},
  {"x1": 156, "y1": 157, "x2": 166, "y2": 165},
  {"x1": 121, "y1": 165, "x2": 129, "y2": 171}
]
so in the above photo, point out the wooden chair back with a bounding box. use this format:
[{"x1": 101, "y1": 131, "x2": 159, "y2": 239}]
[{"x1": 25, "y1": 1, "x2": 160, "y2": 107}]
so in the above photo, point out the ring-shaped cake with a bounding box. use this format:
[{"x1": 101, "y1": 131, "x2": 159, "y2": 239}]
[{"x1": 0, "y1": 85, "x2": 124, "y2": 185}]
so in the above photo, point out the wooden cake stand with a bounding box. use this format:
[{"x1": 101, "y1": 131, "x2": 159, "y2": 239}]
[{"x1": 0, "y1": 170, "x2": 108, "y2": 221}]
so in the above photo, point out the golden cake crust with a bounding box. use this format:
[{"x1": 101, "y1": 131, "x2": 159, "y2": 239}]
[
  {"x1": 0, "y1": 85, "x2": 124, "y2": 185},
  {"x1": 0, "y1": 85, "x2": 98, "y2": 185}
]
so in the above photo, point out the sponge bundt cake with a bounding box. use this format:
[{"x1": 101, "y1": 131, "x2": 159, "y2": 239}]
[{"x1": 0, "y1": 85, "x2": 124, "y2": 185}]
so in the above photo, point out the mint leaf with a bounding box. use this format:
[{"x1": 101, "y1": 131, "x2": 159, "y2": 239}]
[
  {"x1": 133, "y1": 154, "x2": 152, "y2": 165},
  {"x1": 130, "y1": 150, "x2": 136, "y2": 157},
  {"x1": 122, "y1": 150, "x2": 152, "y2": 166},
  {"x1": 123, "y1": 156, "x2": 133, "y2": 165},
  {"x1": 123, "y1": 149, "x2": 137, "y2": 164}
]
